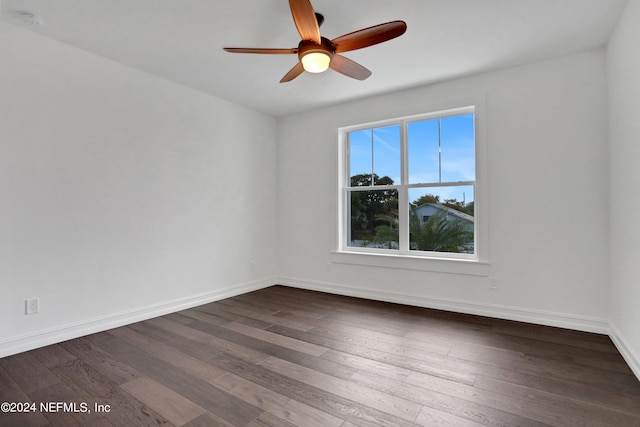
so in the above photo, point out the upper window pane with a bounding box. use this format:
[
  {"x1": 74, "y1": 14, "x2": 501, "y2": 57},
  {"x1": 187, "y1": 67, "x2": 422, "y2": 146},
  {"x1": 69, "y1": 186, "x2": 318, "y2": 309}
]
[
  {"x1": 408, "y1": 113, "x2": 475, "y2": 184},
  {"x1": 349, "y1": 125, "x2": 400, "y2": 186}
]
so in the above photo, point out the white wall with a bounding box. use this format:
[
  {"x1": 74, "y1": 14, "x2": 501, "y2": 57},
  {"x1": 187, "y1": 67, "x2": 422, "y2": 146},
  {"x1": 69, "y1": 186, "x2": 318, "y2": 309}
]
[
  {"x1": 607, "y1": 0, "x2": 640, "y2": 379},
  {"x1": 0, "y1": 23, "x2": 278, "y2": 356},
  {"x1": 278, "y1": 50, "x2": 610, "y2": 332}
]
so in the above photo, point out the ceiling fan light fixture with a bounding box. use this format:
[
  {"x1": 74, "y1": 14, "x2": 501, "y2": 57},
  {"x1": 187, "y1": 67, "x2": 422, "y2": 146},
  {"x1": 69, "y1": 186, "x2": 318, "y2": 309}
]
[{"x1": 301, "y1": 51, "x2": 331, "y2": 73}]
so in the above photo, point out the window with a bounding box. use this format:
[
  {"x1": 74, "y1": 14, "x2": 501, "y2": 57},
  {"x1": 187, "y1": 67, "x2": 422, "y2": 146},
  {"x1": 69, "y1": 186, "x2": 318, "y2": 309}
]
[{"x1": 339, "y1": 106, "x2": 478, "y2": 260}]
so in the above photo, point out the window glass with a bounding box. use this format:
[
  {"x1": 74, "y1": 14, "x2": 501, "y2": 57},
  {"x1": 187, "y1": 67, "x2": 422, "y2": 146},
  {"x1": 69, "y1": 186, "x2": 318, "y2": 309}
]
[
  {"x1": 408, "y1": 113, "x2": 475, "y2": 184},
  {"x1": 409, "y1": 186, "x2": 474, "y2": 253},
  {"x1": 349, "y1": 126, "x2": 400, "y2": 186},
  {"x1": 348, "y1": 189, "x2": 399, "y2": 249}
]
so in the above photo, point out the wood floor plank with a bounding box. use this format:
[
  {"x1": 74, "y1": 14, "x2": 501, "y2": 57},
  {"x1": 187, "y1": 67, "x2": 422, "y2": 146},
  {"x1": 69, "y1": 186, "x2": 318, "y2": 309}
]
[
  {"x1": 316, "y1": 308, "x2": 420, "y2": 338},
  {"x1": 311, "y1": 319, "x2": 452, "y2": 356},
  {"x1": 50, "y1": 358, "x2": 172, "y2": 427},
  {"x1": 245, "y1": 411, "x2": 298, "y2": 427},
  {"x1": 29, "y1": 344, "x2": 76, "y2": 369},
  {"x1": 243, "y1": 291, "x2": 331, "y2": 318},
  {"x1": 267, "y1": 323, "x2": 477, "y2": 385},
  {"x1": 86, "y1": 418, "x2": 116, "y2": 427},
  {"x1": 0, "y1": 365, "x2": 50, "y2": 427},
  {"x1": 120, "y1": 377, "x2": 207, "y2": 426},
  {"x1": 107, "y1": 327, "x2": 227, "y2": 383},
  {"x1": 476, "y1": 367, "x2": 640, "y2": 416},
  {"x1": 221, "y1": 322, "x2": 329, "y2": 357},
  {"x1": 90, "y1": 334, "x2": 263, "y2": 426},
  {"x1": 191, "y1": 304, "x2": 274, "y2": 329},
  {"x1": 216, "y1": 297, "x2": 283, "y2": 317},
  {"x1": 178, "y1": 308, "x2": 234, "y2": 326},
  {"x1": 473, "y1": 374, "x2": 640, "y2": 426},
  {"x1": 415, "y1": 406, "x2": 486, "y2": 427},
  {"x1": 489, "y1": 320, "x2": 619, "y2": 353},
  {"x1": 259, "y1": 356, "x2": 423, "y2": 422},
  {"x1": 193, "y1": 344, "x2": 420, "y2": 426},
  {"x1": 60, "y1": 337, "x2": 143, "y2": 385},
  {"x1": 272, "y1": 308, "x2": 325, "y2": 322},
  {"x1": 447, "y1": 328, "x2": 632, "y2": 374},
  {"x1": 351, "y1": 369, "x2": 546, "y2": 427},
  {"x1": 320, "y1": 349, "x2": 413, "y2": 382},
  {"x1": 181, "y1": 412, "x2": 236, "y2": 427},
  {"x1": 0, "y1": 352, "x2": 62, "y2": 394},
  {"x1": 106, "y1": 323, "x2": 386, "y2": 426},
  {"x1": 28, "y1": 381, "x2": 108, "y2": 427},
  {"x1": 250, "y1": 287, "x2": 418, "y2": 327},
  {"x1": 212, "y1": 372, "x2": 344, "y2": 427},
  {"x1": 449, "y1": 340, "x2": 640, "y2": 396},
  {"x1": 137, "y1": 317, "x2": 269, "y2": 364},
  {"x1": 186, "y1": 318, "x2": 357, "y2": 380},
  {"x1": 198, "y1": 303, "x2": 314, "y2": 332}
]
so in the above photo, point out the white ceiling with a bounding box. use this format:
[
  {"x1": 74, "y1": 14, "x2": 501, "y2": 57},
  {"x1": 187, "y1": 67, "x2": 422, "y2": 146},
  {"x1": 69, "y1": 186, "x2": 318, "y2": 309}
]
[{"x1": 1, "y1": 0, "x2": 628, "y2": 116}]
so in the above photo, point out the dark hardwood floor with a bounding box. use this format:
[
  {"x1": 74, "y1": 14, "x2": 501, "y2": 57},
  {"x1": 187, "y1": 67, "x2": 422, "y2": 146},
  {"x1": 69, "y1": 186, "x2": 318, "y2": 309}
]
[{"x1": 1, "y1": 285, "x2": 639, "y2": 427}]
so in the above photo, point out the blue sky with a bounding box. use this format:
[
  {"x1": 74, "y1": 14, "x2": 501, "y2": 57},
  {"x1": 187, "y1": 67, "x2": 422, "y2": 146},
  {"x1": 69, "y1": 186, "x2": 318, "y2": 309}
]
[{"x1": 349, "y1": 113, "x2": 475, "y2": 204}]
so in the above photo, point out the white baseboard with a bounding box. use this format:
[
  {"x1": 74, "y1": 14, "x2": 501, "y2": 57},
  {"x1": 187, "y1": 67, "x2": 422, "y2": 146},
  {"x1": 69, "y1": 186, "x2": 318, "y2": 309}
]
[
  {"x1": 0, "y1": 278, "x2": 275, "y2": 358},
  {"x1": 609, "y1": 322, "x2": 640, "y2": 381},
  {"x1": 276, "y1": 277, "x2": 611, "y2": 334}
]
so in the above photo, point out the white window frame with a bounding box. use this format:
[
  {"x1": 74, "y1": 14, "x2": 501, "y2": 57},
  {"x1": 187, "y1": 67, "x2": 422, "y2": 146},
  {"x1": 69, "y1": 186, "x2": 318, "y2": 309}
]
[{"x1": 335, "y1": 103, "x2": 489, "y2": 275}]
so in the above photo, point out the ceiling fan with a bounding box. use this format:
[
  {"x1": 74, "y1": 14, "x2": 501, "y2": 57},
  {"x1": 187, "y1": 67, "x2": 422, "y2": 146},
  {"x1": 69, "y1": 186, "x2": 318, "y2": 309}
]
[{"x1": 223, "y1": 0, "x2": 407, "y2": 83}]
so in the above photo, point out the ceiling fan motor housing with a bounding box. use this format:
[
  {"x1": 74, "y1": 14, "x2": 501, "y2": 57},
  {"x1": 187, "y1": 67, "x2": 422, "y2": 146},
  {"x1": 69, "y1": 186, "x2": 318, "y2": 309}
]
[{"x1": 298, "y1": 37, "x2": 335, "y2": 61}]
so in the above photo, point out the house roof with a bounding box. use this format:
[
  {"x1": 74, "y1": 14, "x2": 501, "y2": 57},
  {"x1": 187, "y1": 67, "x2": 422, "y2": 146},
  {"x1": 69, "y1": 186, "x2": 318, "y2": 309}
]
[{"x1": 414, "y1": 203, "x2": 475, "y2": 223}]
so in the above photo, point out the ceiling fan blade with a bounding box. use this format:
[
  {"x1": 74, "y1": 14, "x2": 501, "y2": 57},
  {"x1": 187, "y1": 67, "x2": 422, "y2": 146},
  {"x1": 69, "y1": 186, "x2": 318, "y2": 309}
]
[
  {"x1": 289, "y1": 0, "x2": 321, "y2": 44},
  {"x1": 280, "y1": 62, "x2": 305, "y2": 83},
  {"x1": 329, "y1": 55, "x2": 372, "y2": 80},
  {"x1": 224, "y1": 47, "x2": 298, "y2": 54},
  {"x1": 332, "y1": 21, "x2": 407, "y2": 53}
]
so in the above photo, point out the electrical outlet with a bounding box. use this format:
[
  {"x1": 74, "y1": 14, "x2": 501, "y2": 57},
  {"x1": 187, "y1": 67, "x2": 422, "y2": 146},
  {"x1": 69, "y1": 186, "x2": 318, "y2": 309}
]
[
  {"x1": 25, "y1": 298, "x2": 39, "y2": 315},
  {"x1": 489, "y1": 277, "x2": 498, "y2": 290}
]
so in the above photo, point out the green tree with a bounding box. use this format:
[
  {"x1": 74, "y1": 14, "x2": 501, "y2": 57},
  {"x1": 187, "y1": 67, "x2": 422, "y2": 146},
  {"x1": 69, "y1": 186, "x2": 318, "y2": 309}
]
[
  {"x1": 459, "y1": 201, "x2": 474, "y2": 216},
  {"x1": 349, "y1": 174, "x2": 397, "y2": 241},
  {"x1": 412, "y1": 194, "x2": 440, "y2": 207}
]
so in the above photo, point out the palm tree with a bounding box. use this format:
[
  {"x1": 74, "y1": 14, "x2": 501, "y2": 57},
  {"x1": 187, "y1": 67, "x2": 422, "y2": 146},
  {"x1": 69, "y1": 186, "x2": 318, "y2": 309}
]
[
  {"x1": 373, "y1": 213, "x2": 399, "y2": 249},
  {"x1": 373, "y1": 208, "x2": 473, "y2": 253},
  {"x1": 409, "y1": 211, "x2": 473, "y2": 253}
]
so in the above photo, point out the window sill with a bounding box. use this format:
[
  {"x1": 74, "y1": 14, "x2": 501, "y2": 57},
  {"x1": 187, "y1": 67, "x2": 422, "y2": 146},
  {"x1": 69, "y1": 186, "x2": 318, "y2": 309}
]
[{"x1": 330, "y1": 251, "x2": 490, "y2": 276}]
